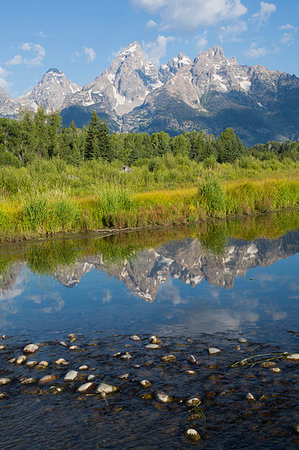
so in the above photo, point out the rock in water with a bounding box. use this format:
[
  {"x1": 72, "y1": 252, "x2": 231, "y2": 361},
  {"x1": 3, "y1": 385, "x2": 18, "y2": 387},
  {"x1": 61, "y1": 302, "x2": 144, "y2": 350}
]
[
  {"x1": 23, "y1": 344, "x2": 39, "y2": 354},
  {"x1": 77, "y1": 382, "x2": 95, "y2": 393},
  {"x1": 161, "y1": 354, "x2": 176, "y2": 362},
  {"x1": 0, "y1": 378, "x2": 11, "y2": 385},
  {"x1": 39, "y1": 374, "x2": 58, "y2": 385},
  {"x1": 96, "y1": 383, "x2": 117, "y2": 394},
  {"x1": 64, "y1": 370, "x2": 78, "y2": 381},
  {"x1": 184, "y1": 429, "x2": 201, "y2": 442},
  {"x1": 287, "y1": 353, "x2": 299, "y2": 361},
  {"x1": 208, "y1": 347, "x2": 221, "y2": 355},
  {"x1": 154, "y1": 391, "x2": 173, "y2": 403},
  {"x1": 130, "y1": 335, "x2": 140, "y2": 341}
]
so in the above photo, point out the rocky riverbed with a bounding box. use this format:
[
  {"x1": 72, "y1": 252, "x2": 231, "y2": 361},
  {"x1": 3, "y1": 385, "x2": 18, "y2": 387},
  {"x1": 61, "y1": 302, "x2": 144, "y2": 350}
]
[{"x1": 0, "y1": 331, "x2": 298, "y2": 448}]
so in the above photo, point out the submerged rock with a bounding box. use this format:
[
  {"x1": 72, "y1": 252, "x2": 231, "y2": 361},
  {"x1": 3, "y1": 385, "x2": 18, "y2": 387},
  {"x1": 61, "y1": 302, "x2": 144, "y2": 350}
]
[
  {"x1": 0, "y1": 378, "x2": 11, "y2": 385},
  {"x1": 188, "y1": 355, "x2": 199, "y2": 365},
  {"x1": 184, "y1": 429, "x2": 201, "y2": 442},
  {"x1": 0, "y1": 393, "x2": 8, "y2": 400},
  {"x1": 140, "y1": 380, "x2": 152, "y2": 388},
  {"x1": 16, "y1": 355, "x2": 27, "y2": 364},
  {"x1": 26, "y1": 360, "x2": 38, "y2": 368},
  {"x1": 146, "y1": 344, "x2": 160, "y2": 349},
  {"x1": 64, "y1": 370, "x2": 78, "y2": 381},
  {"x1": 79, "y1": 365, "x2": 88, "y2": 371},
  {"x1": 39, "y1": 374, "x2": 58, "y2": 385},
  {"x1": 260, "y1": 361, "x2": 276, "y2": 368},
  {"x1": 208, "y1": 347, "x2": 221, "y2": 355},
  {"x1": 287, "y1": 353, "x2": 299, "y2": 361},
  {"x1": 149, "y1": 336, "x2": 162, "y2": 344},
  {"x1": 161, "y1": 354, "x2": 176, "y2": 362},
  {"x1": 55, "y1": 358, "x2": 67, "y2": 365},
  {"x1": 23, "y1": 344, "x2": 39, "y2": 354},
  {"x1": 270, "y1": 367, "x2": 281, "y2": 373},
  {"x1": 0, "y1": 344, "x2": 6, "y2": 350},
  {"x1": 77, "y1": 382, "x2": 95, "y2": 393},
  {"x1": 246, "y1": 392, "x2": 256, "y2": 401},
  {"x1": 154, "y1": 391, "x2": 173, "y2": 403},
  {"x1": 130, "y1": 335, "x2": 140, "y2": 341},
  {"x1": 20, "y1": 377, "x2": 36, "y2": 385},
  {"x1": 96, "y1": 383, "x2": 118, "y2": 394},
  {"x1": 186, "y1": 397, "x2": 201, "y2": 407},
  {"x1": 238, "y1": 338, "x2": 247, "y2": 344}
]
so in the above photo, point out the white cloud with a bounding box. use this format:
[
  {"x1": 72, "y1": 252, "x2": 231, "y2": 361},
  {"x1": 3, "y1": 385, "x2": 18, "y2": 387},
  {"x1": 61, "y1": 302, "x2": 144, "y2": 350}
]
[
  {"x1": 219, "y1": 20, "x2": 248, "y2": 42},
  {"x1": 6, "y1": 42, "x2": 45, "y2": 67},
  {"x1": 146, "y1": 19, "x2": 158, "y2": 29},
  {"x1": 279, "y1": 24, "x2": 297, "y2": 46},
  {"x1": 196, "y1": 31, "x2": 208, "y2": 52},
  {"x1": 0, "y1": 66, "x2": 9, "y2": 88},
  {"x1": 279, "y1": 24, "x2": 297, "y2": 31},
  {"x1": 142, "y1": 34, "x2": 174, "y2": 65},
  {"x1": 6, "y1": 55, "x2": 23, "y2": 66},
  {"x1": 132, "y1": 0, "x2": 247, "y2": 31},
  {"x1": 244, "y1": 42, "x2": 268, "y2": 58},
  {"x1": 84, "y1": 46, "x2": 96, "y2": 63},
  {"x1": 252, "y1": 1, "x2": 276, "y2": 26}
]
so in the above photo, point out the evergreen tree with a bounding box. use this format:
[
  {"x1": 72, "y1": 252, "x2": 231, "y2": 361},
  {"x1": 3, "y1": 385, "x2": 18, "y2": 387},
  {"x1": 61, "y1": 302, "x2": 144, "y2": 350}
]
[
  {"x1": 98, "y1": 119, "x2": 111, "y2": 161},
  {"x1": 85, "y1": 111, "x2": 100, "y2": 160}
]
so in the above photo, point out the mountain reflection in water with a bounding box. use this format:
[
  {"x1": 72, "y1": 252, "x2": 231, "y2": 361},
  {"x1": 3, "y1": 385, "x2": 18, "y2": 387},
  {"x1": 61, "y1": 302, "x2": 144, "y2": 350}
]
[{"x1": 0, "y1": 211, "x2": 298, "y2": 340}]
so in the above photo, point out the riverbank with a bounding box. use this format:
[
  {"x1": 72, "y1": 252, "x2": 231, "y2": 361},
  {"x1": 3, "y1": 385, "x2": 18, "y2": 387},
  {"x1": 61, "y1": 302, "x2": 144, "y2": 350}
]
[{"x1": 0, "y1": 157, "x2": 298, "y2": 241}]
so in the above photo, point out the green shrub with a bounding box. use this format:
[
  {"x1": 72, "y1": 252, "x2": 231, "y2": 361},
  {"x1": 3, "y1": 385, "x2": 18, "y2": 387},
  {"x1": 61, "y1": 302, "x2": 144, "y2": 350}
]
[{"x1": 197, "y1": 177, "x2": 226, "y2": 218}]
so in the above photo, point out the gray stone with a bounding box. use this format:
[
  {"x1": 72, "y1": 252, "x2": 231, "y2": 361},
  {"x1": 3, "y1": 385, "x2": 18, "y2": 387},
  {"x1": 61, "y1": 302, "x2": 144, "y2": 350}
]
[
  {"x1": 64, "y1": 370, "x2": 78, "y2": 381},
  {"x1": 287, "y1": 353, "x2": 299, "y2": 361},
  {"x1": 130, "y1": 335, "x2": 140, "y2": 341},
  {"x1": 0, "y1": 393, "x2": 8, "y2": 400},
  {"x1": 208, "y1": 347, "x2": 221, "y2": 355},
  {"x1": 87, "y1": 375, "x2": 96, "y2": 381},
  {"x1": 96, "y1": 383, "x2": 117, "y2": 394},
  {"x1": 0, "y1": 378, "x2": 11, "y2": 385},
  {"x1": 238, "y1": 338, "x2": 247, "y2": 344},
  {"x1": 185, "y1": 429, "x2": 201, "y2": 442},
  {"x1": 23, "y1": 344, "x2": 39, "y2": 354},
  {"x1": 119, "y1": 373, "x2": 129, "y2": 380},
  {"x1": 77, "y1": 382, "x2": 94, "y2": 393},
  {"x1": 186, "y1": 397, "x2": 201, "y2": 407},
  {"x1": 155, "y1": 391, "x2": 173, "y2": 403},
  {"x1": 270, "y1": 367, "x2": 281, "y2": 373},
  {"x1": 79, "y1": 365, "x2": 88, "y2": 371},
  {"x1": 149, "y1": 336, "x2": 162, "y2": 344},
  {"x1": 140, "y1": 380, "x2": 152, "y2": 388},
  {"x1": 161, "y1": 354, "x2": 176, "y2": 362},
  {"x1": 146, "y1": 344, "x2": 160, "y2": 349}
]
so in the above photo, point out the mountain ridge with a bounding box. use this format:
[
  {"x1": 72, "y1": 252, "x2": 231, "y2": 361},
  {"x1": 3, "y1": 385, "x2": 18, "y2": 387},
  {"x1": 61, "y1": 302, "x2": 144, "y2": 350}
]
[{"x1": 1, "y1": 42, "x2": 298, "y2": 145}]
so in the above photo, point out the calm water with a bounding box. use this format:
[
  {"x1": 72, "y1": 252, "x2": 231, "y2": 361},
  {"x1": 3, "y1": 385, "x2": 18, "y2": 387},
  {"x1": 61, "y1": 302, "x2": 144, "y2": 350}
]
[{"x1": 0, "y1": 212, "x2": 298, "y2": 448}]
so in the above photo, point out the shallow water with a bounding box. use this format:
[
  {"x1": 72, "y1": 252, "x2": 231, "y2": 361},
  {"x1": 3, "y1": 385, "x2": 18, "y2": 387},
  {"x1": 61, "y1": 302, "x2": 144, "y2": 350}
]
[{"x1": 0, "y1": 212, "x2": 298, "y2": 448}]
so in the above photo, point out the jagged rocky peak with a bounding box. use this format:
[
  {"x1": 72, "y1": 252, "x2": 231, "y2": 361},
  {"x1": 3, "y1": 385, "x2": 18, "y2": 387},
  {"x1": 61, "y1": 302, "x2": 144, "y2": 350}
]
[
  {"x1": 70, "y1": 41, "x2": 162, "y2": 115},
  {"x1": 18, "y1": 68, "x2": 81, "y2": 113},
  {"x1": 159, "y1": 52, "x2": 193, "y2": 83},
  {"x1": 0, "y1": 87, "x2": 20, "y2": 118}
]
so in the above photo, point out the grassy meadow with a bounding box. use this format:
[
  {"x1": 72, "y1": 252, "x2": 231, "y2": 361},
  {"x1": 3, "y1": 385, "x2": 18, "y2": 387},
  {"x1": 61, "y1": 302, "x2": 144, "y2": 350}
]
[{"x1": 0, "y1": 155, "x2": 298, "y2": 240}]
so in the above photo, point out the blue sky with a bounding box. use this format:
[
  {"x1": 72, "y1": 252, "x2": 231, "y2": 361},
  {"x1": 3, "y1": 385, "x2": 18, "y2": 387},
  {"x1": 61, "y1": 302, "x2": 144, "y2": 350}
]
[{"x1": 0, "y1": 0, "x2": 298, "y2": 97}]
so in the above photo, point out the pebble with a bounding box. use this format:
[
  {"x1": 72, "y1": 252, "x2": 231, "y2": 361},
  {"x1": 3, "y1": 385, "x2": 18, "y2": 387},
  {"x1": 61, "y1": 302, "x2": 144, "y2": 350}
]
[
  {"x1": 149, "y1": 336, "x2": 162, "y2": 344},
  {"x1": 154, "y1": 391, "x2": 173, "y2": 403},
  {"x1": 8, "y1": 358, "x2": 16, "y2": 364},
  {"x1": 26, "y1": 361, "x2": 38, "y2": 368},
  {"x1": 20, "y1": 377, "x2": 36, "y2": 385},
  {"x1": 238, "y1": 338, "x2": 248, "y2": 344},
  {"x1": 186, "y1": 397, "x2": 201, "y2": 407},
  {"x1": 286, "y1": 353, "x2": 299, "y2": 361},
  {"x1": 68, "y1": 334, "x2": 76, "y2": 339},
  {"x1": 246, "y1": 392, "x2": 256, "y2": 401},
  {"x1": 49, "y1": 386, "x2": 63, "y2": 395},
  {"x1": 140, "y1": 380, "x2": 152, "y2": 388},
  {"x1": 69, "y1": 345, "x2": 79, "y2": 350},
  {"x1": 260, "y1": 361, "x2": 276, "y2": 368},
  {"x1": 134, "y1": 365, "x2": 141, "y2": 369},
  {"x1": 208, "y1": 347, "x2": 221, "y2": 355},
  {"x1": 64, "y1": 370, "x2": 78, "y2": 381},
  {"x1": 96, "y1": 383, "x2": 117, "y2": 394},
  {"x1": 23, "y1": 344, "x2": 39, "y2": 354},
  {"x1": 59, "y1": 341, "x2": 68, "y2": 347},
  {"x1": 35, "y1": 361, "x2": 49, "y2": 369},
  {"x1": 0, "y1": 393, "x2": 8, "y2": 400},
  {"x1": 16, "y1": 355, "x2": 27, "y2": 364},
  {"x1": 112, "y1": 352, "x2": 121, "y2": 357},
  {"x1": 87, "y1": 375, "x2": 96, "y2": 381},
  {"x1": 295, "y1": 425, "x2": 299, "y2": 435},
  {"x1": 270, "y1": 367, "x2": 281, "y2": 373},
  {"x1": 161, "y1": 354, "x2": 176, "y2": 362},
  {"x1": 121, "y1": 352, "x2": 132, "y2": 360},
  {"x1": 39, "y1": 374, "x2": 58, "y2": 385},
  {"x1": 55, "y1": 358, "x2": 67, "y2": 365},
  {"x1": 77, "y1": 382, "x2": 95, "y2": 393},
  {"x1": 79, "y1": 365, "x2": 89, "y2": 371},
  {"x1": 235, "y1": 345, "x2": 241, "y2": 350},
  {"x1": 146, "y1": 344, "x2": 160, "y2": 349},
  {"x1": 0, "y1": 378, "x2": 11, "y2": 385},
  {"x1": 0, "y1": 344, "x2": 6, "y2": 350},
  {"x1": 185, "y1": 370, "x2": 196, "y2": 375},
  {"x1": 188, "y1": 354, "x2": 200, "y2": 365},
  {"x1": 119, "y1": 373, "x2": 130, "y2": 380},
  {"x1": 130, "y1": 335, "x2": 140, "y2": 341},
  {"x1": 184, "y1": 429, "x2": 201, "y2": 442}
]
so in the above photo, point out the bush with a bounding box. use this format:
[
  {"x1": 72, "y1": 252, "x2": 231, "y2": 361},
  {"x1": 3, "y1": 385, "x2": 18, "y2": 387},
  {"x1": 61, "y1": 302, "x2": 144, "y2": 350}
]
[{"x1": 197, "y1": 177, "x2": 226, "y2": 218}]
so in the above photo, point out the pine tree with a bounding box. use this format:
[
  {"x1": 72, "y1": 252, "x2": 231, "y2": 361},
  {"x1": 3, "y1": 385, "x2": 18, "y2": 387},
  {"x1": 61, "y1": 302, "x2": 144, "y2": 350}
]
[
  {"x1": 85, "y1": 111, "x2": 100, "y2": 160},
  {"x1": 98, "y1": 119, "x2": 111, "y2": 161}
]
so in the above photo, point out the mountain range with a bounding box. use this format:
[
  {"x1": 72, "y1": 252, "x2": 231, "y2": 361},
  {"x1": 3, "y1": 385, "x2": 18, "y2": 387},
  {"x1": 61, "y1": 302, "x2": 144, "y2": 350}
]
[{"x1": 1, "y1": 42, "x2": 299, "y2": 145}]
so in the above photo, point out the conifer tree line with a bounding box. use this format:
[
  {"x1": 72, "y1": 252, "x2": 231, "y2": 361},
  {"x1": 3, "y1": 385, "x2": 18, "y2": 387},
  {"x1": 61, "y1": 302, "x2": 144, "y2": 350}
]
[{"x1": 0, "y1": 107, "x2": 298, "y2": 168}]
